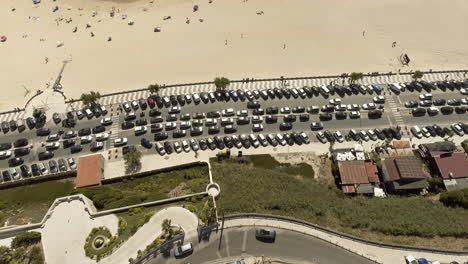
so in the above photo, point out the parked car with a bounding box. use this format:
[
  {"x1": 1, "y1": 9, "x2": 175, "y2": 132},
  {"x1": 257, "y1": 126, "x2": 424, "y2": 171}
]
[
  {"x1": 255, "y1": 228, "x2": 276, "y2": 242},
  {"x1": 174, "y1": 243, "x2": 193, "y2": 258}
]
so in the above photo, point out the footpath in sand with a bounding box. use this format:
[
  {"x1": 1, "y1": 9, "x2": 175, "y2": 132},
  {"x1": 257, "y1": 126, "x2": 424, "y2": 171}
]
[{"x1": 1, "y1": 0, "x2": 468, "y2": 111}]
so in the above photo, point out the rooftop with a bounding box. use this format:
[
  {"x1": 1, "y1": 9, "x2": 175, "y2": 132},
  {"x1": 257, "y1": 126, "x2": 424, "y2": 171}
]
[
  {"x1": 76, "y1": 154, "x2": 104, "y2": 188},
  {"x1": 431, "y1": 152, "x2": 468, "y2": 179},
  {"x1": 384, "y1": 156, "x2": 428, "y2": 182},
  {"x1": 338, "y1": 160, "x2": 379, "y2": 185}
]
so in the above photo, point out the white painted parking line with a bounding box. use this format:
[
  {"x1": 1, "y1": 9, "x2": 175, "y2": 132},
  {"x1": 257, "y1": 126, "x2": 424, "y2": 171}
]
[{"x1": 241, "y1": 229, "x2": 248, "y2": 253}]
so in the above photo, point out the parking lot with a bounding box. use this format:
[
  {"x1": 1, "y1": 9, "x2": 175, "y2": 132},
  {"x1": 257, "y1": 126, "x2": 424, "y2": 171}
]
[{"x1": 0, "y1": 79, "x2": 467, "y2": 184}]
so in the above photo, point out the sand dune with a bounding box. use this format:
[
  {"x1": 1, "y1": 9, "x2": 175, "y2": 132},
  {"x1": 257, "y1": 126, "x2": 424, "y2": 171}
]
[{"x1": 1, "y1": 0, "x2": 467, "y2": 111}]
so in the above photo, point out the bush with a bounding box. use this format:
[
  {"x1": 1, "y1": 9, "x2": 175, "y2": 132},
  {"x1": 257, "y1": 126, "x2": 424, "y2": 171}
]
[
  {"x1": 11, "y1": 232, "x2": 41, "y2": 249},
  {"x1": 129, "y1": 207, "x2": 142, "y2": 216},
  {"x1": 118, "y1": 217, "x2": 127, "y2": 235},
  {"x1": 440, "y1": 189, "x2": 468, "y2": 209},
  {"x1": 427, "y1": 177, "x2": 444, "y2": 193}
]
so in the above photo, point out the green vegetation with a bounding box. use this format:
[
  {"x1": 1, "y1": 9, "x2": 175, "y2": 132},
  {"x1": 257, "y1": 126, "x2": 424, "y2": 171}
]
[
  {"x1": 213, "y1": 159, "x2": 468, "y2": 249},
  {"x1": 148, "y1": 84, "x2": 161, "y2": 95},
  {"x1": 11, "y1": 232, "x2": 41, "y2": 249},
  {"x1": 73, "y1": 164, "x2": 209, "y2": 210},
  {"x1": 349, "y1": 72, "x2": 364, "y2": 84},
  {"x1": 462, "y1": 140, "x2": 468, "y2": 153},
  {"x1": 84, "y1": 227, "x2": 118, "y2": 260},
  {"x1": 412, "y1": 70, "x2": 424, "y2": 81},
  {"x1": 427, "y1": 177, "x2": 444, "y2": 193},
  {"x1": 0, "y1": 232, "x2": 44, "y2": 264},
  {"x1": 80, "y1": 91, "x2": 101, "y2": 105},
  {"x1": 123, "y1": 148, "x2": 142, "y2": 173},
  {"x1": 186, "y1": 198, "x2": 217, "y2": 225},
  {"x1": 0, "y1": 180, "x2": 74, "y2": 225},
  {"x1": 214, "y1": 77, "x2": 230, "y2": 91},
  {"x1": 249, "y1": 154, "x2": 314, "y2": 178},
  {"x1": 440, "y1": 188, "x2": 468, "y2": 209}
]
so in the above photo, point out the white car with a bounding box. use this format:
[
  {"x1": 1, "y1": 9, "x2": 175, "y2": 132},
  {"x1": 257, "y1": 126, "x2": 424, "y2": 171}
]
[
  {"x1": 258, "y1": 134, "x2": 268, "y2": 146},
  {"x1": 373, "y1": 95, "x2": 385, "y2": 104},
  {"x1": 205, "y1": 118, "x2": 217, "y2": 126},
  {"x1": 131, "y1": 101, "x2": 139, "y2": 109},
  {"x1": 95, "y1": 133, "x2": 109, "y2": 141},
  {"x1": 252, "y1": 123, "x2": 263, "y2": 132},
  {"x1": 251, "y1": 116, "x2": 263, "y2": 124},
  {"x1": 190, "y1": 139, "x2": 199, "y2": 151},
  {"x1": 349, "y1": 111, "x2": 361, "y2": 119},
  {"x1": 334, "y1": 104, "x2": 347, "y2": 111},
  {"x1": 404, "y1": 256, "x2": 418, "y2": 264},
  {"x1": 329, "y1": 98, "x2": 342, "y2": 105},
  {"x1": 347, "y1": 104, "x2": 360, "y2": 111},
  {"x1": 451, "y1": 123, "x2": 465, "y2": 136},
  {"x1": 169, "y1": 106, "x2": 181, "y2": 114},
  {"x1": 362, "y1": 103, "x2": 376, "y2": 110},
  {"x1": 0, "y1": 150, "x2": 12, "y2": 159},
  {"x1": 134, "y1": 126, "x2": 147, "y2": 134},
  {"x1": 67, "y1": 158, "x2": 77, "y2": 170},
  {"x1": 100, "y1": 117, "x2": 113, "y2": 125},
  {"x1": 461, "y1": 98, "x2": 468, "y2": 105},
  {"x1": 222, "y1": 108, "x2": 235, "y2": 117},
  {"x1": 182, "y1": 140, "x2": 190, "y2": 152},
  {"x1": 334, "y1": 131, "x2": 344, "y2": 143},
  {"x1": 419, "y1": 93, "x2": 433, "y2": 100},
  {"x1": 410, "y1": 126, "x2": 423, "y2": 138},
  {"x1": 236, "y1": 110, "x2": 248, "y2": 117},
  {"x1": 276, "y1": 133, "x2": 287, "y2": 146},
  {"x1": 461, "y1": 88, "x2": 468, "y2": 95},
  {"x1": 249, "y1": 134, "x2": 260, "y2": 148},
  {"x1": 280, "y1": 107, "x2": 291, "y2": 114},
  {"x1": 165, "y1": 122, "x2": 177, "y2": 130},
  {"x1": 173, "y1": 142, "x2": 182, "y2": 153},
  {"x1": 180, "y1": 121, "x2": 192, "y2": 129},
  {"x1": 45, "y1": 142, "x2": 60, "y2": 150},
  {"x1": 80, "y1": 135, "x2": 93, "y2": 144},
  {"x1": 47, "y1": 134, "x2": 60, "y2": 142},
  {"x1": 113, "y1": 137, "x2": 128, "y2": 147}
]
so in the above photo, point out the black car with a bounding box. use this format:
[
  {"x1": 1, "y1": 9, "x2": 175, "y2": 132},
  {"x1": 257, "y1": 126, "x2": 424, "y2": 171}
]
[
  {"x1": 9, "y1": 120, "x2": 17, "y2": 131},
  {"x1": 255, "y1": 229, "x2": 276, "y2": 242},
  {"x1": 173, "y1": 129, "x2": 187, "y2": 138},
  {"x1": 310, "y1": 122, "x2": 323, "y2": 131},
  {"x1": 206, "y1": 111, "x2": 221, "y2": 118},
  {"x1": 266, "y1": 115, "x2": 278, "y2": 124},
  {"x1": 93, "y1": 125, "x2": 105, "y2": 134},
  {"x1": 154, "y1": 132, "x2": 169, "y2": 141},
  {"x1": 0, "y1": 143, "x2": 12, "y2": 151},
  {"x1": 441, "y1": 106, "x2": 454, "y2": 115},
  {"x1": 20, "y1": 165, "x2": 31, "y2": 177},
  {"x1": 31, "y1": 164, "x2": 41, "y2": 177},
  {"x1": 13, "y1": 138, "x2": 28, "y2": 148},
  {"x1": 36, "y1": 127, "x2": 51, "y2": 136},
  {"x1": 70, "y1": 144, "x2": 83, "y2": 154},
  {"x1": 247, "y1": 101, "x2": 260, "y2": 109},
  {"x1": 223, "y1": 136, "x2": 234, "y2": 148},
  {"x1": 292, "y1": 106, "x2": 305, "y2": 113},
  {"x1": 135, "y1": 119, "x2": 148, "y2": 126},
  {"x1": 139, "y1": 98, "x2": 148, "y2": 110},
  {"x1": 121, "y1": 121, "x2": 135, "y2": 130},
  {"x1": 26, "y1": 117, "x2": 36, "y2": 129},
  {"x1": 78, "y1": 128, "x2": 91, "y2": 136},
  {"x1": 49, "y1": 160, "x2": 58, "y2": 173},
  {"x1": 252, "y1": 108, "x2": 265, "y2": 115},
  {"x1": 14, "y1": 147, "x2": 30, "y2": 157},
  {"x1": 151, "y1": 124, "x2": 163, "y2": 133},
  {"x1": 389, "y1": 127, "x2": 402, "y2": 140},
  {"x1": 38, "y1": 151, "x2": 54, "y2": 160},
  {"x1": 141, "y1": 138, "x2": 153, "y2": 149},
  {"x1": 299, "y1": 114, "x2": 310, "y2": 122},
  {"x1": 266, "y1": 107, "x2": 279, "y2": 115},
  {"x1": 8, "y1": 157, "x2": 24, "y2": 167},
  {"x1": 368, "y1": 110, "x2": 383, "y2": 119},
  {"x1": 283, "y1": 115, "x2": 296, "y2": 122},
  {"x1": 319, "y1": 113, "x2": 332, "y2": 121},
  {"x1": 280, "y1": 122, "x2": 292, "y2": 131},
  {"x1": 335, "y1": 111, "x2": 347, "y2": 120},
  {"x1": 63, "y1": 139, "x2": 76, "y2": 148},
  {"x1": 1, "y1": 121, "x2": 10, "y2": 133},
  {"x1": 166, "y1": 114, "x2": 178, "y2": 122},
  {"x1": 164, "y1": 141, "x2": 173, "y2": 154},
  {"x1": 433, "y1": 99, "x2": 446, "y2": 106},
  {"x1": 455, "y1": 106, "x2": 467, "y2": 114}
]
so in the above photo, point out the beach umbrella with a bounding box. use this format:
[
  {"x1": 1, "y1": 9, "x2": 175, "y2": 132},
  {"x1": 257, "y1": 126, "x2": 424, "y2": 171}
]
[
  {"x1": 0, "y1": 36, "x2": 7, "y2": 42},
  {"x1": 193, "y1": 4, "x2": 199, "y2": 12}
]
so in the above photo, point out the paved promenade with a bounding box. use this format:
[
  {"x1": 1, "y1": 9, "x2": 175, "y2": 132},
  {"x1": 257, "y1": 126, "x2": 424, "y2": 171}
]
[{"x1": 224, "y1": 218, "x2": 468, "y2": 264}]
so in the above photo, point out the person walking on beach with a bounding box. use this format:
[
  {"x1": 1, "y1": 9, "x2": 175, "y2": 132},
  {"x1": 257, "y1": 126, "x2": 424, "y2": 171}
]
[
  {"x1": 283, "y1": 43, "x2": 286, "y2": 49},
  {"x1": 225, "y1": 39, "x2": 228, "y2": 45},
  {"x1": 45, "y1": 57, "x2": 49, "y2": 64},
  {"x1": 362, "y1": 30, "x2": 366, "y2": 37},
  {"x1": 392, "y1": 41, "x2": 397, "y2": 47}
]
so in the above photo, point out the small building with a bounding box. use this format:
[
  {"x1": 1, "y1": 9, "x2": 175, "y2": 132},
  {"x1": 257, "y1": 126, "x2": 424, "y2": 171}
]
[
  {"x1": 76, "y1": 154, "x2": 104, "y2": 188},
  {"x1": 338, "y1": 160, "x2": 379, "y2": 194},
  {"x1": 382, "y1": 155, "x2": 429, "y2": 193},
  {"x1": 430, "y1": 152, "x2": 468, "y2": 191}
]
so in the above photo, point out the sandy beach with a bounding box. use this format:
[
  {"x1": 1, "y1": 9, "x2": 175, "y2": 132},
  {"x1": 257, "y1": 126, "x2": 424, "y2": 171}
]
[{"x1": 1, "y1": 0, "x2": 468, "y2": 111}]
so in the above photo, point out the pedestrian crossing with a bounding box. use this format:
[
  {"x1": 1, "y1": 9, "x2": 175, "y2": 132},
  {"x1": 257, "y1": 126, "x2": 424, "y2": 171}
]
[
  {"x1": 385, "y1": 95, "x2": 405, "y2": 126},
  {"x1": 0, "y1": 111, "x2": 26, "y2": 123}
]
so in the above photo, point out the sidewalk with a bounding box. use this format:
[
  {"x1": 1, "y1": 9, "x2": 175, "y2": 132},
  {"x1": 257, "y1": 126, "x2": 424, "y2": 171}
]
[{"x1": 224, "y1": 218, "x2": 468, "y2": 264}]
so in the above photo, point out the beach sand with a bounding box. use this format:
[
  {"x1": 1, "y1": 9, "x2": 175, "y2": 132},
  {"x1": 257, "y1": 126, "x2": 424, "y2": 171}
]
[{"x1": 1, "y1": 0, "x2": 468, "y2": 111}]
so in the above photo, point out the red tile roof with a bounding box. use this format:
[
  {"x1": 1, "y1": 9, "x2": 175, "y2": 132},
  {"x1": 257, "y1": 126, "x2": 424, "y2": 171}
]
[
  {"x1": 432, "y1": 152, "x2": 468, "y2": 179},
  {"x1": 338, "y1": 161, "x2": 379, "y2": 185},
  {"x1": 76, "y1": 154, "x2": 104, "y2": 188}
]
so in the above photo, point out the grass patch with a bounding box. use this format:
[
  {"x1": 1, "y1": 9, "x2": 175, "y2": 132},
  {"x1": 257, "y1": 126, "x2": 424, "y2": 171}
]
[
  {"x1": 250, "y1": 154, "x2": 314, "y2": 178},
  {"x1": 74, "y1": 165, "x2": 209, "y2": 210},
  {"x1": 213, "y1": 159, "x2": 468, "y2": 250}
]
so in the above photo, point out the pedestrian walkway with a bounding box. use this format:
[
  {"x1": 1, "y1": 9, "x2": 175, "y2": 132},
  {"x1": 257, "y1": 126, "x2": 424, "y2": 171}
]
[
  {"x1": 0, "y1": 111, "x2": 25, "y2": 123},
  {"x1": 385, "y1": 95, "x2": 405, "y2": 126},
  {"x1": 224, "y1": 218, "x2": 468, "y2": 264}
]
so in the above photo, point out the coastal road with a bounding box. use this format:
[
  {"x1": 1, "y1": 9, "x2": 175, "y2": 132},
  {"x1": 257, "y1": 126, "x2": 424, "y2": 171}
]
[{"x1": 147, "y1": 227, "x2": 376, "y2": 264}]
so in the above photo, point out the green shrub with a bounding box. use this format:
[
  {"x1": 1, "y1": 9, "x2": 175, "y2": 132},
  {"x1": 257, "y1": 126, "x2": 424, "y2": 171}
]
[
  {"x1": 118, "y1": 217, "x2": 127, "y2": 235},
  {"x1": 187, "y1": 204, "x2": 197, "y2": 213},
  {"x1": 129, "y1": 207, "x2": 142, "y2": 216},
  {"x1": 440, "y1": 189, "x2": 468, "y2": 209},
  {"x1": 11, "y1": 231, "x2": 41, "y2": 249},
  {"x1": 427, "y1": 177, "x2": 444, "y2": 193}
]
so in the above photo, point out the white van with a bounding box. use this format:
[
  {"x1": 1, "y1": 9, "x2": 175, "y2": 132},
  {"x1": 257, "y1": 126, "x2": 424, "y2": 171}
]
[
  {"x1": 410, "y1": 126, "x2": 422, "y2": 138},
  {"x1": 390, "y1": 83, "x2": 402, "y2": 93},
  {"x1": 319, "y1": 86, "x2": 330, "y2": 96}
]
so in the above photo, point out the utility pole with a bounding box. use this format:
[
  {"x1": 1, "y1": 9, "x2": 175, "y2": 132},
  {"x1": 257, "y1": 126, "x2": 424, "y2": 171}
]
[{"x1": 218, "y1": 213, "x2": 225, "y2": 250}]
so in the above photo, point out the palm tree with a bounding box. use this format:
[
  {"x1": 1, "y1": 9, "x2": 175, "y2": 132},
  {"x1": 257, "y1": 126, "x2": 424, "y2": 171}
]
[
  {"x1": 349, "y1": 72, "x2": 364, "y2": 84},
  {"x1": 214, "y1": 77, "x2": 230, "y2": 92},
  {"x1": 148, "y1": 84, "x2": 160, "y2": 95},
  {"x1": 412, "y1": 70, "x2": 424, "y2": 81},
  {"x1": 80, "y1": 91, "x2": 101, "y2": 105}
]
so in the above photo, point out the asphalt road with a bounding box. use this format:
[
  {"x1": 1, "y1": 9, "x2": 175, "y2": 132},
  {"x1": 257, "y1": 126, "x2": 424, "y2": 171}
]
[
  {"x1": 148, "y1": 227, "x2": 375, "y2": 264},
  {"x1": 0, "y1": 85, "x2": 466, "y2": 183}
]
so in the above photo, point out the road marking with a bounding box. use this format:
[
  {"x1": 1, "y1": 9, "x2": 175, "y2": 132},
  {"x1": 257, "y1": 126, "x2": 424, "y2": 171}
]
[
  {"x1": 397, "y1": 95, "x2": 402, "y2": 104},
  {"x1": 241, "y1": 230, "x2": 248, "y2": 253},
  {"x1": 386, "y1": 115, "x2": 393, "y2": 126},
  {"x1": 216, "y1": 251, "x2": 222, "y2": 259},
  {"x1": 224, "y1": 231, "x2": 230, "y2": 257}
]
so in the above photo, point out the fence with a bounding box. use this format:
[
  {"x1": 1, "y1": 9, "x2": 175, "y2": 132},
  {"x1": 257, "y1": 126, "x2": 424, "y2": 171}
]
[
  {"x1": 130, "y1": 232, "x2": 185, "y2": 264},
  {"x1": 223, "y1": 214, "x2": 468, "y2": 256}
]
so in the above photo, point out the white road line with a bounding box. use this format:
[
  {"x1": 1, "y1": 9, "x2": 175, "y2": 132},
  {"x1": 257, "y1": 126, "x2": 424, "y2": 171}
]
[
  {"x1": 387, "y1": 114, "x2": 393, "y2": 126},
  {"x1": 241, "y1": 230, "x2": 248, "y2": 253},
  {"x1": 224, "y1": 231, "x2": 230, "y2": 257},
  {"x1": 216, "y1": 251, "x2": 222, "y2": 259}
]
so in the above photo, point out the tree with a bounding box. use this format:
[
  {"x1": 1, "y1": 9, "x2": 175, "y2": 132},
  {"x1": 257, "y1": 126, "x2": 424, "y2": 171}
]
[
  {"x1": 161, "y1": 219, "x2": 174, "y2": 239},
  {"x1": 123, "y1": 148, "x2": 142, "y2": 173},
  {"x1": 214, "y1": 77, "x2": 230, "y2": 92},
  {"x1": 412, "y1": 70, "x2": 424, "y2": 81},
  {"x1": 148, "y1": 84, "x2": 161, "y2": 95},
  {"x1": 80, "y1": 91, "x2": 101, "y2": 105},
  {"x1": 349, "y1": 72, "x2": 364, "y2": 84}
]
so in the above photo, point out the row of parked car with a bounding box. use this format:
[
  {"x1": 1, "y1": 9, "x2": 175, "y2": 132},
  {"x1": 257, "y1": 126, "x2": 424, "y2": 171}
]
[
  {"x1": 0, "y1": 157, "x2": 76, "y2": 184},
  {"x1": 316, "y1": 127, "x2": 402, "y2": 144},
  {"x1": 411, "y1": 123, "x2": 467, "y2": 138},
  {"x1": 389, "y1": 79, "x2": 468, "y2": 94},
  {"x1": 143, "y1": 132, "x2": 311, "y2": 155}
]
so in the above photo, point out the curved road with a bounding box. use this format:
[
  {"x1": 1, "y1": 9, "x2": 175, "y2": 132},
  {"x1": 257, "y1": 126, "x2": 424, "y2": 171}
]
[{"x1": 150, "y1": 226, "x2": 375, "y2": 264}]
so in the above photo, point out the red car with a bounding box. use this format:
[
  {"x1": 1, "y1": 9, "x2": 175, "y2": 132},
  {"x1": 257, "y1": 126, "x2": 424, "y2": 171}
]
[{"x1": 147, "y1": 97, "x2": 155, "y2": 108}]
